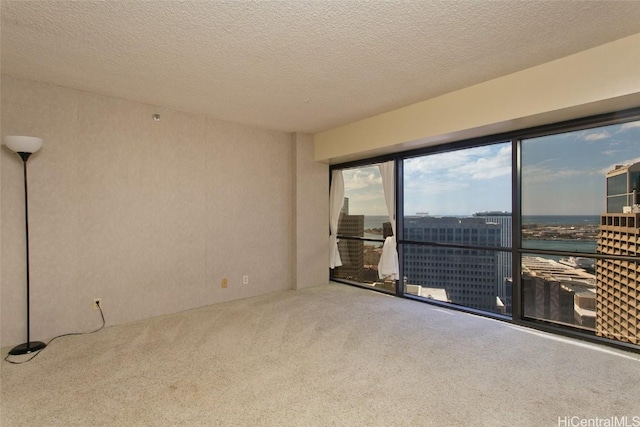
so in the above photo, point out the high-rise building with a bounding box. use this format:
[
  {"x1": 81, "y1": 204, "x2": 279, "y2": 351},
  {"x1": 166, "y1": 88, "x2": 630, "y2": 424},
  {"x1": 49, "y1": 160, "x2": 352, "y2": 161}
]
[
  {"x1": 341, "y1": 197, "x2": 350, "y2": 215},
  {"x1": 596, "y1": 221, "x2": 640, "y2": 344},
  {"x1": 521, "y1": 256, "x2": 595, "y2": 328},
  {"x1": 473, "y1": 211, "x2": 512, "y2": 302},
  {"x1": 604, "y1": 163, "x2": 640, "y2": 213},
  {"x1": 403, "y1": 216, "x2": 502, "y2": 312},
  {"x1": 596, "y1": 163, "x2": 640, "y2": 345},
  {"x1": 334, "y1": 200, "x2": 365, "y2": 282}
]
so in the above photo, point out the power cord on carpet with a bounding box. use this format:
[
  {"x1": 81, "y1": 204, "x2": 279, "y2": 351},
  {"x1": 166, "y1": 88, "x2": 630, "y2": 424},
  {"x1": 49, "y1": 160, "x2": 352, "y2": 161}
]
[{"x1": 4, "y1": 301, "x2": 106, "y2": 365}]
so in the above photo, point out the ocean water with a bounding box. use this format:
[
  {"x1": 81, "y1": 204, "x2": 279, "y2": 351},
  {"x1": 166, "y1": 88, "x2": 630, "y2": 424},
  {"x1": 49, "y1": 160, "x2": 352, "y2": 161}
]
[
  {"x1": 521, "y1": 215, "x2": 600, "y2": 226},
  {"x1": 521, "y1": 215, "x2": 599, "y2": 254},
  {"x1": 522, "y1": 239, "x2": 597, "y2": 254},
  {"x1": 364, "y1": 215, "x2": 390, "y2": 230}
]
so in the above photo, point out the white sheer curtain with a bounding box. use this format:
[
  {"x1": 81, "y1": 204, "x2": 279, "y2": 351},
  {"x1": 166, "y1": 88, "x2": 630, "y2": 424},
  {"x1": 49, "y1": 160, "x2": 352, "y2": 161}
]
[
  {"x1": 377, "y1": 161, "x2": 399, "y2": 280},
  {"x1": 329, "y1": 170, "x2": 345, "y2": 269}
]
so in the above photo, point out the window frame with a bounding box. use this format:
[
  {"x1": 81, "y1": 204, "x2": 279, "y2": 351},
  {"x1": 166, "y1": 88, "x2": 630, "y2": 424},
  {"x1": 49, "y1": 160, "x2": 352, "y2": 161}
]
[{"x1": 330, "y1": 106, "x2": 640, "y2": 354}]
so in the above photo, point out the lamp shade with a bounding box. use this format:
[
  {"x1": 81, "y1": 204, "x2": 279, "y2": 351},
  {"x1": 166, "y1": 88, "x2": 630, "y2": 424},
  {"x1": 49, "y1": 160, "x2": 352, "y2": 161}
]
[{"x1": 4, "y1": 135, "x2": 43, "y2": 154}]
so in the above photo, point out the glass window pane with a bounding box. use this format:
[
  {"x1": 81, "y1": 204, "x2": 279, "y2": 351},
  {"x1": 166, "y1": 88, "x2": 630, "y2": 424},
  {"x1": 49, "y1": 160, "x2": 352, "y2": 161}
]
[
  {"x1": 334, "y1": 165, "x2": 394, "y2": 292},
  {"x1": 402, "y1": 142, "x2": 513, "y2": 313},
  {"x1": 340, "y1": 165, "x2": 388, "y2": 237},
  {"x1": 521, "y1": 120, "x2": 640, "y2": 254},
  {"x1": 629, "y1": 171, "x2": 640, "y2": 194},
  {"x1": 607, "y1": 195, "x2": 627, "y2": 214},
  {"x1": 521, "y1": 119, "x2": 640, "y2": 345},
  {"x1": 607, "y1": 173, "x2": 627, "y2": 196}
]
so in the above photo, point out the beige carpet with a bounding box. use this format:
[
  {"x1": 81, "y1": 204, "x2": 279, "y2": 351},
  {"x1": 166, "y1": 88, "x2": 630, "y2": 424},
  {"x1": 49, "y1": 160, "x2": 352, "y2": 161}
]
[{"x1": 2, "y1": 283, "x2": 640, "y2": 426}]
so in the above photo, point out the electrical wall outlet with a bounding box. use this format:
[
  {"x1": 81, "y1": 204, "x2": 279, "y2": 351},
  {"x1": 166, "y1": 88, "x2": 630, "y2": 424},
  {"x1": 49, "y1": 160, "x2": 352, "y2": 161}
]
[
  {"x1": 243, "y1": 275, "x2": 249, "y2": 285},
  {"x1": 92, "y1": 298, "x2": 102, "y2": 310},
  {"x1": 222, "y1": 278, "x2": 228, "y2": 288}
]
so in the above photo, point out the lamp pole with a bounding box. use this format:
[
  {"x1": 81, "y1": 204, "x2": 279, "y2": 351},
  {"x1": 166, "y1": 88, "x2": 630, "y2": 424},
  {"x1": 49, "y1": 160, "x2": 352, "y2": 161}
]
[{"x1": 4, "y1": 136, "x2": 46, "y2": 356}]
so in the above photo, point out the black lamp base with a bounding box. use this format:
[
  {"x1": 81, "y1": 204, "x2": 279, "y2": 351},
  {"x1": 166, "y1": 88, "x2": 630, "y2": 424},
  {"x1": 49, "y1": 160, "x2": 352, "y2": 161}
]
[{"x1": 8, "y1": 341, "x2": 46, "y2": 356}]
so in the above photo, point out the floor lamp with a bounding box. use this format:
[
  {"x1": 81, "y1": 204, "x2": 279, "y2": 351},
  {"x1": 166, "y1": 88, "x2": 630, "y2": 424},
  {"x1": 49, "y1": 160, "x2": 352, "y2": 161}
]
[{"x1": 4, "y1": 135, "x2": 46, "y2": 355}]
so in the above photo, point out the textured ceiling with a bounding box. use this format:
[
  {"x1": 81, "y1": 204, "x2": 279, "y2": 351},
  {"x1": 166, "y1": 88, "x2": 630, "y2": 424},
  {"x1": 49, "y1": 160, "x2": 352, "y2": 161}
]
[{"x1": 2, "y1": 1, "x2": 640, "y2": 133}]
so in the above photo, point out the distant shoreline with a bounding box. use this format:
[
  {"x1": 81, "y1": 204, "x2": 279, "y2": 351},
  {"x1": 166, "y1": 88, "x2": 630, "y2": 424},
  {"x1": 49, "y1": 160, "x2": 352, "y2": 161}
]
[{"x1": 362, "y1": 214, "x2": 601, "y2": 228}]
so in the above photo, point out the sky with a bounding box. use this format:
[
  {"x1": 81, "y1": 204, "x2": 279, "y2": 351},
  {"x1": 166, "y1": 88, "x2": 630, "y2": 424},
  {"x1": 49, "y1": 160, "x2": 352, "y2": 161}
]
[
  {"x1": 341, "y1": 119, "x2": 640, "y2": 217},
  {"x1": 521, "y1": 120, "x2": 640, "y2": 215}
]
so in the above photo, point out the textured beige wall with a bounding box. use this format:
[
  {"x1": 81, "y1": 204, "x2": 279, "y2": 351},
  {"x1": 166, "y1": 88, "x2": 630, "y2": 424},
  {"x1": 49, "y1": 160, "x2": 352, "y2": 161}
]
[
  {"x1": 293, "y1": 133, "x2": 329, "y2": 290},
  {"x1": 0, "y1": 76, "x2": 311, "y2": 347},
  {"x1": 0, "y1": 57, "x2": 3, "y2": 350},
  {"x1": 315, "y1": 33, "x2": 640, "y2": 163}
]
